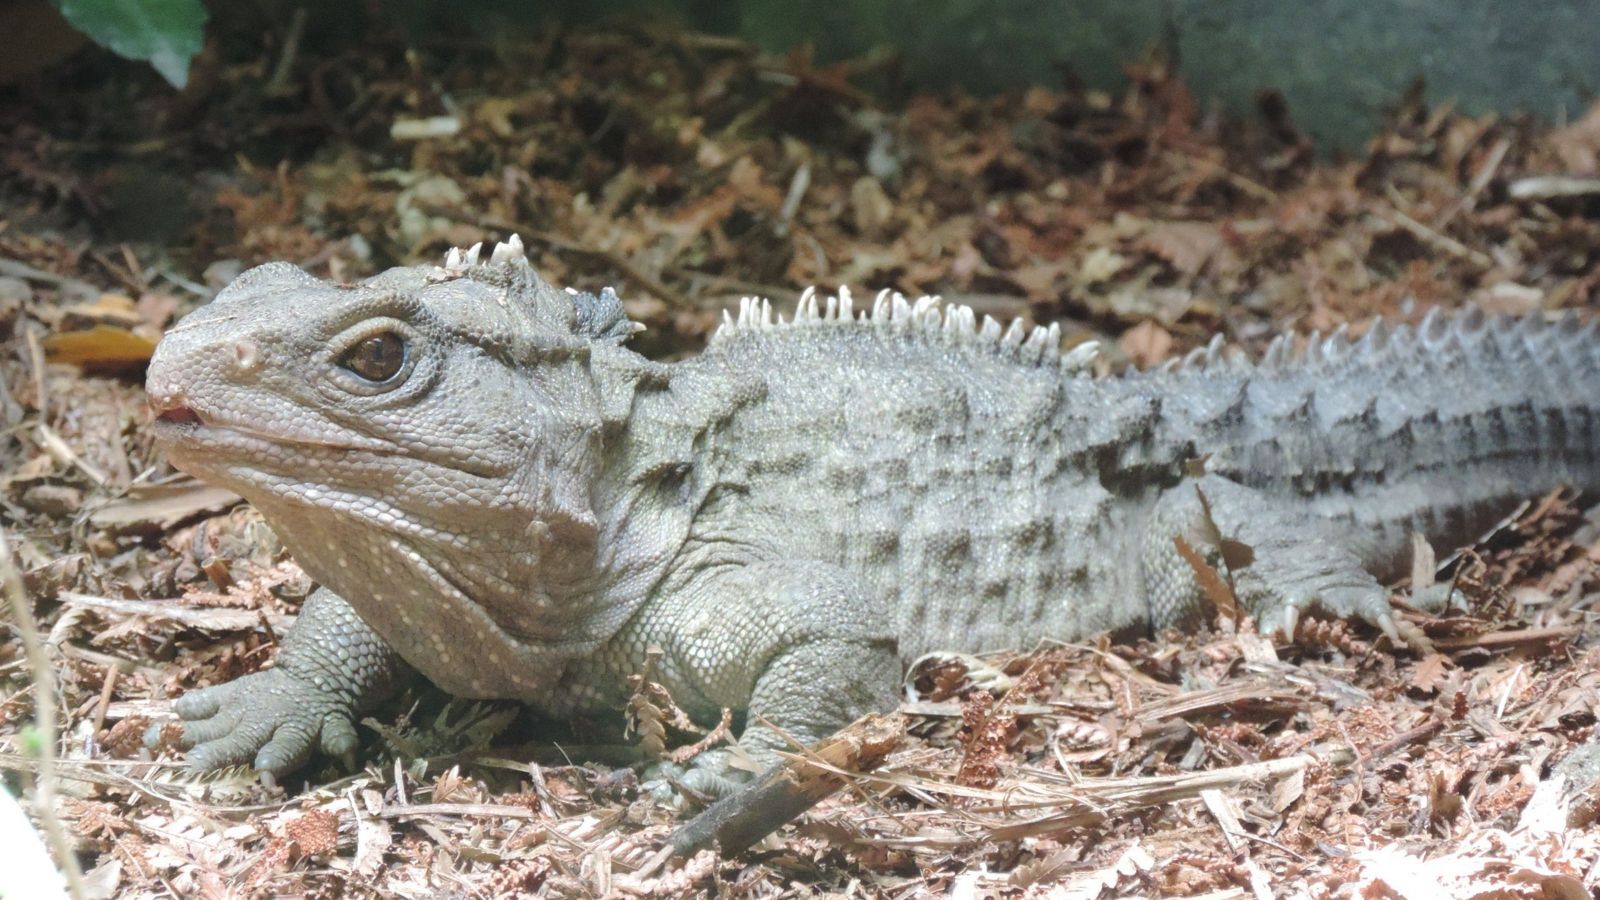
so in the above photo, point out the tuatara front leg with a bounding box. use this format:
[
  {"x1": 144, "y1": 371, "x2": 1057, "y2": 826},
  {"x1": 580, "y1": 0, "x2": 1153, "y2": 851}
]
[
  {"x1": 161, "y1": 587, "x2": 409, "y2": 777},
  {"x1": 1142, "y1": 474, "x2": 1402, "y2": 641},
  {"x1": 619, "y1": 559, "x2": 901, "y2": 801}
]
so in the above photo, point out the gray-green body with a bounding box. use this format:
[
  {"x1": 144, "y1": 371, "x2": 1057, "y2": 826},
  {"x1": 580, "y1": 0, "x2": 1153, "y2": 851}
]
[{"x1": 144, "y1": 238, "x2": 1600, "y2": 789}]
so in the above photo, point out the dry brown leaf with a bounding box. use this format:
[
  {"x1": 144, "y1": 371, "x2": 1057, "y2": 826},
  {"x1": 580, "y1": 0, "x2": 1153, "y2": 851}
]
[
  {"x1": 1056, "y1": 842, "x2": 1154, "y2": 899},
  {"x1": 726, "y1": 156, "x2": 785, "y2": 211},
  {"x1": 89, "y1": 483, "x2": 241, "y2": 529},
  {"x1": 1077, "y1": 245, "x2": 1129, "y2": 285},
  {"x1": 1007, "y1": 847, "x2": 1085, "y2": 888},
  {"x1": 1271, "y1": 765, "x2": 1306, "y2": 813},
  {"x1": 1219, "y1": 538, "x2": 1255, "y2": 572},
  {"x1": 1175, "y1": 534, "x2": 1241, "y2": 624},
  {"x1": 42, "y1": 324, "x2": 158, "y2": 367},
  {"x1": 1136, "y1": 220, "x2": 1240, "y2": 276},
  {"x1": 351, "y1": 806, "x2": 394, "y2": 880},
  {"x1": 1411, "y1": 653, "x2": 1452, "y2": 693},
  {"x1": 1410, "y1": 531, "x2": 1437, "y2": 590},
  {"x1": 850, "y1": 175, "x2": 894, "y2": 238},
  {"x1": 1120, "y1": 320, "x2": 1173, "y2": 368}
]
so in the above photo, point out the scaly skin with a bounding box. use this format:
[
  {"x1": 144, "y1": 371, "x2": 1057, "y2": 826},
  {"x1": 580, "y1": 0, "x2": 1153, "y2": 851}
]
[{"x1": 145, "y1": 237, "x2": 1600, "y2": 794}]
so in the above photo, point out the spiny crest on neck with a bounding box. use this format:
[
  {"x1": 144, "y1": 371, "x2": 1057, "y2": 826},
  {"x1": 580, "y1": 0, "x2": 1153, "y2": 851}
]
[
  {"x1": 435, "y1": 235, "x2": 643, "y2": 346},
  {"x1": 432, "y1": 241, "x2": 1590, "y2": 383},
  {"x1": 709, "y1": 285, "x2": 1103, "y2": 375}
]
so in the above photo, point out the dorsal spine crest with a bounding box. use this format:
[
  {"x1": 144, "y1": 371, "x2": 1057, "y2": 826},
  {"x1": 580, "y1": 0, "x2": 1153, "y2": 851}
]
[
  {"x1": 709, "y1": 286, "x2": 1080, "y2": 371},
  {"x1": 434, "y1": 237, "x2": 1592, "y2": 385}
]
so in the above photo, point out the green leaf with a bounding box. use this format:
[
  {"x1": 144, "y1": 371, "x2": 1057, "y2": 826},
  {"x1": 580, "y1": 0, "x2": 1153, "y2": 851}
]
[
  {"x1": 50, "y1": 0, "x2": 208, "y2": 88},
  {"x1": 18, "y1": 724, "x2": 44, "y2": 757}
]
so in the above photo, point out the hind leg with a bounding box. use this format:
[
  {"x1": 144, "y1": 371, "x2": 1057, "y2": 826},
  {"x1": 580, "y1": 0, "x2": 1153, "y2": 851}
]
[{"x1": 1141, "y1": 474, "x2": 1402, "y2": 641}]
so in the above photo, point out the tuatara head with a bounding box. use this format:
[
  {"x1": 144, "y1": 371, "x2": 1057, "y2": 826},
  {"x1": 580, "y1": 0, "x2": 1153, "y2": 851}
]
[
  {"x1": 147, "y1": 237, "x2": 636, "y2": 485},
  {"x1": 145, "y1": 237, "x2": 650, "y2": 697}
]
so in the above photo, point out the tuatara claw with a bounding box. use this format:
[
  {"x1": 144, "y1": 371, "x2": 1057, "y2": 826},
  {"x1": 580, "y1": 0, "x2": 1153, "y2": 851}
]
[
  {"x1": 155, "y1": 667, "x2": 366, "y2": 779},
  {"x1": 1375, "y1": 611, "x2": 1401, "y2": 645},
  {"x1": 1280, "y1": 604, "x2": 1301, "y2": 640}
]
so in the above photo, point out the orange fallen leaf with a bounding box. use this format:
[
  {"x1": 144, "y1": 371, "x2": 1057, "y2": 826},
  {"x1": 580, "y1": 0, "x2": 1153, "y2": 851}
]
[
  {"x1": 43, "y1": 324, "x2": 158, "y2": 367},
  {"x1": 1121, "y1": 320, "x2": 1173, "y2": 368}
]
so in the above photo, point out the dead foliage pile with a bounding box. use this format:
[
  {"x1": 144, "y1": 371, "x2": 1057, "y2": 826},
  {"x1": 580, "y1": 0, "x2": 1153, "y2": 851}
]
[{"x1": 2, "y1": 20, "x2": 1599, "y2": 898}]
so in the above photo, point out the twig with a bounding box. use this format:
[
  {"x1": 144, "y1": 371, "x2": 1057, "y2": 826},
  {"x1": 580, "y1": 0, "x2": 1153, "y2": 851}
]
[
  {"x1": 378, "y1": 801, "x2": 542, "y2": 820},
  {"x1": 26, "y1": 326, "x2": 48, "y2": 423},
  {"x1": 34, "y1": 424, "x2": 108, "y2": 487},
  {"x1": 667, "y1": 712, "x2": 906, "y2": 858},
  {"x1": 1508, "y1": 175, "x2": 1600, "y2": 201},
  {"x1": 57, "y1": 591, "x2": 296, "y2": 632},
  {"x1": 91, "y1": 665, "x2": 119, "y2": 735},
  {"x1": 775, "y1": 160, "x2": 810, "y2": 236},
  {"x1": 1367, "y1": 716, "x2": 1444, "y2": 758},
  {"x1": 1381, "y1": 206, "x2": 1493, "y2": 268},
  {"x1": 1429, "y1": 624, "x2": 1579, "y2": 651},
  {"x1": 266, "y1": 7, "x2": 308, "y2": 96},
  {"x1": 1434, "y1": 137, "x2": 1510, "y2": 227},
  {"x1": 1, "y1": 529, "x2": 87, "y2": 899},
  {"x1": 0, "y1": 257, "x2": 100, "y2": 297},
  {"x1": 798, "y1": 744, "x2": 1358, "y2": 850},
  {"x1": 1163, "y1": 151, "x2": 1279, "y2": 203}
]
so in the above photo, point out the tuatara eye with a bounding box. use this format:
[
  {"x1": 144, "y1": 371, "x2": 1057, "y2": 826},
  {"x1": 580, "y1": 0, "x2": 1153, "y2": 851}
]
[{"x1": 339, "y1": 331, "x2": 407, "y2": 383}]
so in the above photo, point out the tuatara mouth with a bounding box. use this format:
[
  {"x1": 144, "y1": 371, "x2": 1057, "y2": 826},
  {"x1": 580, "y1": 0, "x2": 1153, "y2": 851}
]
[{"x1": 155, "y1": 404, "x2": 203, "y2": 426}]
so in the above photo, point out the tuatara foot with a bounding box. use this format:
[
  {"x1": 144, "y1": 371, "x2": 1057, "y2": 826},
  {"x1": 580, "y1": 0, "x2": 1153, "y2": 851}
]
[
  {"x1": 149, "y1": 587, "x2": 407, "y2": 780},
  {"x1": 1145, "y1": 474, "x2": 1402, "y2": 643},
  {"x1": 643, "y1": 748, "x2": 755, "y2": 809},
  {"x1": 1241, "y1": 570, "x2": 1400, "y2": 645},
  {"x1": 1408, "y1": 580, "x2": 1467, "y2": 613},
  {"x1": 168, "y1": 667, "x2": 365, "y2": 777}
]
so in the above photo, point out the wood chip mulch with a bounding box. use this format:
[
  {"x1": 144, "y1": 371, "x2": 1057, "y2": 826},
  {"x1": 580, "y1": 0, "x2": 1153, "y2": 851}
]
[{"x1": 2, "y1": 21, "x2": 1599, "y2": 898}]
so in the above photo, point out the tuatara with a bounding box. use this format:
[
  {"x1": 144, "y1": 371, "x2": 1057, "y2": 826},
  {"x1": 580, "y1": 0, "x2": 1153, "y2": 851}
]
[{"x1": 145, "y1": 236, "x2": 1600, "y2": 793}]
